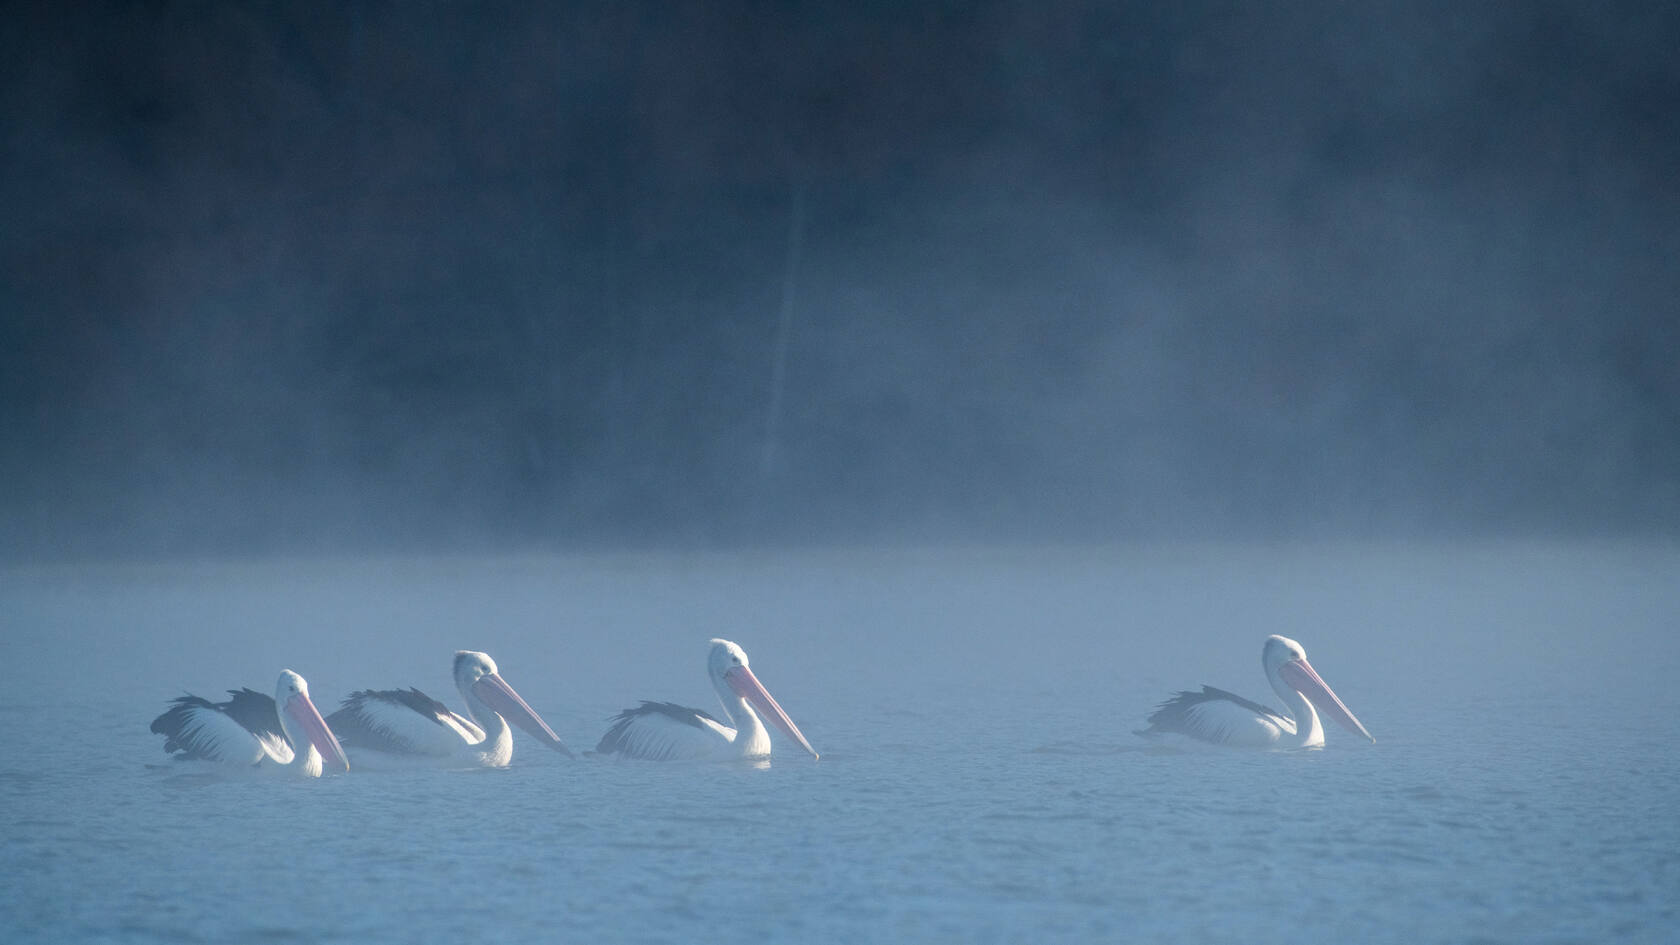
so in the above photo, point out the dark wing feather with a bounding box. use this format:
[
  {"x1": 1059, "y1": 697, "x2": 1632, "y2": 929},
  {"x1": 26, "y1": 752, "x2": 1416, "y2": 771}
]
[
  {"x1": 595, "y1": 701, "x2": 722, "y2": 758},
  {"x1": 380, "y1": 687, "x2": 455, "y2": 721},
  {"x1": 327, "y1": 687, "x2": 480, "y2": 753},
  {"x1": 1137, "y1": 685, "x2": 1289, "y2": 741},
  {"x1": 220, "y1": 688, "x2": 284, "y2": 741},
  {"x1": 151, "y1": 695, "x2": 219, "y2": 756},
  {"x1": 1192, "y1": 685, "x2": 1288, "y2": 725},
  {"x1": 149, "y1": 689, "x2": 278, "y2": 762}
]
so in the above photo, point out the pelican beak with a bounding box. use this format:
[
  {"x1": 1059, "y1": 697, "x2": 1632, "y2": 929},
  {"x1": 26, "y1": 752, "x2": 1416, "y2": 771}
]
[
  {"x1": 472, "y1": 673, "x2": 574, "y2": 757},
  {"x1": 285, "y1": 692, "x2": 351, "y2": 772},
  {"x1": 726, "y1": 665, "x2": 819, "y2": 760},
  {"x1": 1278, "y1": 657, "x2": 1375, "y2": 743}
]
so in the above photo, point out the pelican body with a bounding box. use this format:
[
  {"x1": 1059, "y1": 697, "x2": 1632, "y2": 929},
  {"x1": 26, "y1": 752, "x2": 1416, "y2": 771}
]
[
  {"x1": 596, "y1": 639, "x2": 818, "y2": 762},
  {"x1": 1138, "y1": 635, "x2": 1374, "y2": 749},
  {"x1": 327, "y1": 650, "x2": 570, "y2": 767},
  {"x1": 150, "y1": 670, "x2": 350, "y2": 777}
]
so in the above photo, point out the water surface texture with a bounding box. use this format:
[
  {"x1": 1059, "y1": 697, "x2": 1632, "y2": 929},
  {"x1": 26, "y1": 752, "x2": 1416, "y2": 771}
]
[{"x1": 3, "y1": 543, "x2": 1676, "y2": 944}]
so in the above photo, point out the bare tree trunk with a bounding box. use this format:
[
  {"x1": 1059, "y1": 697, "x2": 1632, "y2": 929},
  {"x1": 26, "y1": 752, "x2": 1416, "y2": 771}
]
[{"x1": 762, "y1": 172, "x2": 805, "y2": 478}]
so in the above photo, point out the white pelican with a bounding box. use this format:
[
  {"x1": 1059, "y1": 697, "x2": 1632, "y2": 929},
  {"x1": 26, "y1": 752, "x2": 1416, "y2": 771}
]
[
  {"x1": 1137, "y1": 635, "x2": 1374, "y2": 748},
  {"x1": 150, "y1": 670, "x2": 351, "y2": 777},
  {"x1": 326, "y1": 650, "x2": 570, "y2": 767},
  {"x1": 595, "y1": 638, "x2": 819, "y2": 761}
]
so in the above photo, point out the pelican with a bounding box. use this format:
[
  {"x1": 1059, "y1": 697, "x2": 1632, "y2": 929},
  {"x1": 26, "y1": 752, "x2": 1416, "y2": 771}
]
[
  {"x1": 150, "y1": 670, "x2": 351, "y2": 777},
  {"x1": 1137, "y1": 635, "x2": 1374, "y2": 748},
  {"x1": 326, "y1": 650, "x2": 570, "y2": 767},
  {"x1": 595, "y1": 638, "x2": 819, "y2": 761}
]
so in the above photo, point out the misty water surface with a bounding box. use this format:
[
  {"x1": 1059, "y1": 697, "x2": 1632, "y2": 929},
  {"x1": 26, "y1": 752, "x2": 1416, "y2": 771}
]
[{"x1": 3, "y1": 542, "x2": 1678, "y2": 943}]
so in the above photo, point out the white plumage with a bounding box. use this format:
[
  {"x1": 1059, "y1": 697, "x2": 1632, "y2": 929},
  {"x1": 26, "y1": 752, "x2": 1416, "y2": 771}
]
[
  {"x1": 328, "y1": 650, "x2": 570, "y2": 767},
  {"x1": 150, "y1": 670, "x2": 350, "y2": 777},
  {"x1": 1138, "y1": 635, "x2": 1374, "y2": 749},
  {"x1": 595, "y1": 639, "x2": 818, "y2": 762}
]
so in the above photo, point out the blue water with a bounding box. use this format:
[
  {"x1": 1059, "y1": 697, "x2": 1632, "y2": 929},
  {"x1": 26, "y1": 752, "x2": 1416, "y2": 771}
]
[{"x1": 3, "y1": 543, "x2": 1677, "y2": 944}]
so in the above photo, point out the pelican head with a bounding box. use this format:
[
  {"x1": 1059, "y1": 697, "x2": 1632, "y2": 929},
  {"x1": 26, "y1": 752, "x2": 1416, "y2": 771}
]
[
  {"x1": 278, "y1": 668, "x2": 309, "y2": 697},
  {"x1": 453, "y1": 650, "x2": 500, "y2": 687},
  {"x1": 452, "y1": 650, "x2": 571, "y2": 755},
  {"x1": 1263, "y1": 635, "x2": 1373, "y2": 743},
  {"x1": 1262, "y1": 634, "x2": 1308, "y2": 673},
  {"x1": 707, "y1": 638, "x2": 751, "y2": 680},
  {"x1": 274, "y1": 669, "x2": 350, "y2": 773},
  {"x1": 707, "y1": 638, "x2": 818, "y2": 760}
]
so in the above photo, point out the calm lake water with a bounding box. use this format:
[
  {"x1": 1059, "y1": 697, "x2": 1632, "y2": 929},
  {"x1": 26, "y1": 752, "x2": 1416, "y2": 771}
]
[{"x1": 3, "y1": 542, "x2": 1677, "y2": 944}]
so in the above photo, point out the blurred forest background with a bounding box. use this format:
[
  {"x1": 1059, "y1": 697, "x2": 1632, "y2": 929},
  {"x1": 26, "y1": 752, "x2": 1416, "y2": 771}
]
[{"x1": 3, "y1": 1, "x2": 1677, "y2": 558}]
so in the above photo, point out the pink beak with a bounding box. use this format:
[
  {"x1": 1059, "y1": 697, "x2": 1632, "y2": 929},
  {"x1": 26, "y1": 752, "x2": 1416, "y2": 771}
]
[
  {"x1": 472, "y1": 672, "x2": 573, "y2": 756},
  {"x1": 1278, "y1": 657, "x2": 1374, "y2": 742},
  {"x1": 726, "y1": 665, "x2": 819, "y2": 759},
  {"x1": 284, "y1": 692, "x2": 351, "y2": 772}
]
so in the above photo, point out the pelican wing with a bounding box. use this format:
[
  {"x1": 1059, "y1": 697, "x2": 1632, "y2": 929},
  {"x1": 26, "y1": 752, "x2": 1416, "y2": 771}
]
[
  {"x1": 150, "y1": 689, "x2": 289, "y2": 765},
  {"x1": 594, "y1": 701, "x2": 735, "y2": 761},
  {"x1": 1137, "y1": 685, "x2": 1294, "y2": 746},
  {"x1": 327, "y1": 688, "x2": 484, "y2": 756}
]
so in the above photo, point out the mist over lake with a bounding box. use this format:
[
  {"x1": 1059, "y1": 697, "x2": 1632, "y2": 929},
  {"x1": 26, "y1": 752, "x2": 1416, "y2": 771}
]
[
  {"x1": 4, "y1": 1, "x2": 1676, "y2": 556},
  {"x1": 3, "y1": 2, "x2": 1678, "y2": 943}
]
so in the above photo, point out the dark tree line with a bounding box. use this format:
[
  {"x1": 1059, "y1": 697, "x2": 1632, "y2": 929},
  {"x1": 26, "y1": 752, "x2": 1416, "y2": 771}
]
[{"x1": 3, "y1": 0, "x2": 1678, "y2": 557}]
